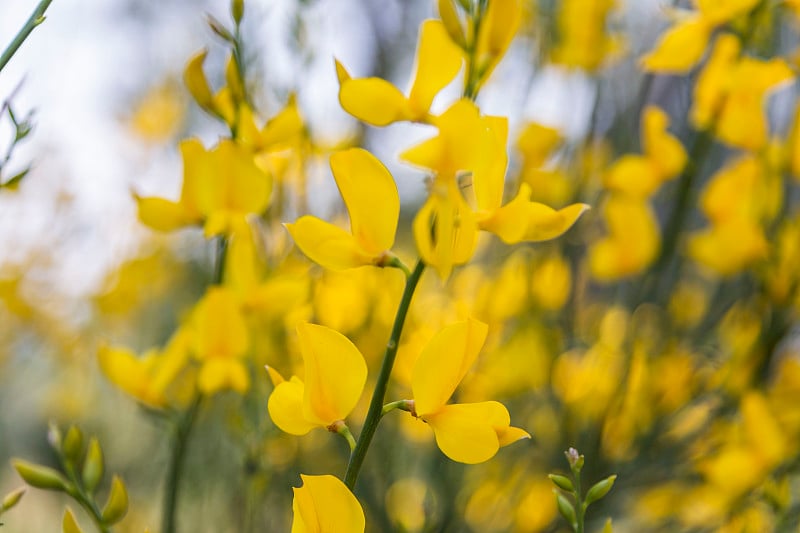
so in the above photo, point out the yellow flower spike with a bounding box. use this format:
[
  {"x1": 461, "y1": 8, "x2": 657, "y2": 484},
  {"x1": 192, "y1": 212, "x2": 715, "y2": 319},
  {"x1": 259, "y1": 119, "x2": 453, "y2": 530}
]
[
  {"x1": 297, "y1": 322, "x2": 367, "y2": 427},
  {"x1": 337, "y1": 20, "x2": 463, "y2": 126},
  {"x1": 286, "y1": 148, "x2": 399, "y2": 270},
  {"x1": 410, "y1": 319, "x2": 530, "y2": 464},
  {"x1": 640, "y1": 16, "x2": 712, "y2": 74},
  {"x1": 291, "y1": 475, "x2": 365, "y2": 533},
  {"x1": 191, "y1": 287, "x2": 250, "y2": 395}
]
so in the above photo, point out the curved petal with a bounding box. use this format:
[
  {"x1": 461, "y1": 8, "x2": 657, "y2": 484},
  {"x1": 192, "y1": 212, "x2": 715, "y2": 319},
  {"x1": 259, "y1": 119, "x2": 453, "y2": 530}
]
[
  {"x1": 691, "y1": 34, "x2": 741, "y2": 130},
  {"x1": 330, "y1": 148, "x2": 399, "y2": 254},
  {"x1": 286, "y1": 217, "x2": 375, "y2": 270},
  {"x1": 269, "y1": 376, "x2": 317, "y2": 436},
  {"x1": 698, "y1": 0, "x2": 760, "y2": 25},
  {"x1": 135, "y1": 196, "x2": 199, "y2": 232},
  {"x1": 521, "y1": 202, "x2": 589, "y2": 242},
  {"x1": 642, "y1": 107, "x2": 687, "y2": 180},
  {"x1": 412, "y1": 318, "x2": 488, "y2": 416},
  {"x1": 425, "y1": 402, "x2": 506, "y2": 464},
  {"x1": 408, "y1": 20, "x2": 464, "y2": 117},
  {"x1": 292, "y1": 475, "x2": 365, "y2": 533},
  {"x1": 198, "y1": 358, "x2": 249, "y2": 395},
  {"x1": 339, "y1": 78, "x2": 411, "y2": 126},
  {"x1": 640, "y1": 17, "x2": 712, "y2": 74},
  {"x1": 603, "y1": 155, "x2": 661, "y2": 198},
  {"x1": 472, "y1": 115, "x2": 509, "y2": 213},
  {"x1": 478, "y1": 185, "x2": 530, "y2": 243},
  {"x1": 297, "y1": 323, "x2": 367, "y2": 426},
  {"x1": 97, "y1": 346, "x2": 162, "y2": 407}
]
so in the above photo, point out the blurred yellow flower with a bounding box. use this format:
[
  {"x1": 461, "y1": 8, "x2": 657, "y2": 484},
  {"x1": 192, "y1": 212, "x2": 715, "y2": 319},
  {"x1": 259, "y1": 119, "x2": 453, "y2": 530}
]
[
  {"x1": 286, "y1": 148, "x2": 399, "y2": 270},
  {"x1": 337, "y1": 20, "x2": 462, "y2": 126},
  {"x1": 190, "y1": 287, "x2": 251, "y2": 395},
  {"x1": 409, "y1": 318, "x2": 529, "y2": 464},
  {"x1": 128, "y1": 81, "x2": 185, "y2": 143},
  {"x1": 136, "y1": 139, "x2": 271, "y2": 237},
  {"x1": 291, "y1": 474, "x2": 365, "y2": 533},
  {"x1": 267, "y1": 323, "x2": 367, "y2": 436},
  {"x1": 551, "y1": 0, "x2": 619, "y2": 71}
]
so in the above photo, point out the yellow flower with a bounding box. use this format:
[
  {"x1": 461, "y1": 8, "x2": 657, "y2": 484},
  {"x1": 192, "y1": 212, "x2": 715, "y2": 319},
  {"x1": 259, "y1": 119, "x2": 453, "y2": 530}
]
[
  {"x1": 589, "y1": 196, "x2": 660, "y2": 281},
  {"x1": 285, "y1": 148, "x2": 399, "y2": 270},
  {"x1": 641, "y1": 0, "x2": 759, "y2": 73},
  {"x1": 190, "y1": 287, "x2": 251, "y2": 395},
  {"x1": 409, "y1": 318, "x2": 530, "y2": 464},
  {"x1": 691, "y1": 34, "x2": 793, "y2": 151},
  {"x1": 136, "y1": 139, "x2": 271, "y2": 237},
  {"x1": 97, "y1": 329, "x2": 191, "y2": 409},
  {"x1": 291, "y1": 475, "x2": 365, "y2": 533},
  {"x1": 551, "y1": 0, "x2": 619, "y2": 71},
  {"x1": 603, "y1": 106, "x2": 686, "y2": 197},
  {"x1": 337, "y1": 20, "x2": 462, "y2": 126},
  {"x1": 267, "y1": 323, "x2": 367, "y2": 435}
]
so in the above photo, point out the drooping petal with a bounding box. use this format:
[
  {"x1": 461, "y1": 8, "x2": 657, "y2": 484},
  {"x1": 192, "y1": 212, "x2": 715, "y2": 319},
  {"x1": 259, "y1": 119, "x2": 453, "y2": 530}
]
[
  {"x1": 472, "y1": 115, "x2": 509, "y2": 213},
  {"x1": 425, "y1": 401, "x2": 528, "y2": 464},
  {"x1": 291, "y1": 475, "x2": 365, "y2": 533},
  {"x1": 412, "y1": 318, "x2": 488, "y2": 416},
  {"x1": 286, "y1": 217, "x2": 375, "y2": 270},
  {"x1": 478, "y1": 0, "x2": 522, "y2": 59},
  {"x1": 297, "y1": 323, "x2": 367, "y2": 426},
  {"x1": 197, "y1": 358, "x2": 249, "y2": 395},
  {"x1": 339, "y1": 78, "x2": 412, "y2": 126},
  {"x1": 97, "y1": 346, "x2": 163, "y2": 408},
  {"x1": 640, "y1": 17, "x2": 711, "y2": 74},
  {"x1": 268, "y1": 374, "x2": 318, "y2": 436},
  {"x1": 691, "y1": 34, "x2": 741, "y2": 130},
  {"x1": 521, "y1": 202, "x2": 589, "y2": 242},
  {"x1": 192, "y1": 287, "x2": 249, "y2": 360},
  {"x1": 135, "y1": 196, "x2": 199, "y2": 232},
  {"x1": 408, "y1": 20, "x2": 464, "y2": 117},
  {"x1": 330, "y1": 148, "x2": 399, "y2": 254}
]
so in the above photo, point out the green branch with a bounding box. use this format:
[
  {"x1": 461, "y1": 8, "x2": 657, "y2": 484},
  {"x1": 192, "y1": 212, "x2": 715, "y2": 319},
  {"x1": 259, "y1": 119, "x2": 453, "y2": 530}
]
[{"x1": 0, "y1": 0, "x2": 54, "y2": 74}]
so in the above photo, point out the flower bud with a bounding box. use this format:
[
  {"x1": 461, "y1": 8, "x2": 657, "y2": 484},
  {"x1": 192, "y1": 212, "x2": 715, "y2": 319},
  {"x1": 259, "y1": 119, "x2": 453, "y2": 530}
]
[
  {"x1": 548, "y1": 474, "x2": 574, "y2": 492},
  {"x1": 62, "y1": 426, "x2": 84, "y2": 465},
  {"x1": 62, "y1": 507, "x2": 83, "y2": 533},
  {"x1": 1, "y1": 487, "x2": 25, "y2": 511},
  {"x1": 232, "y1": 0, "x2": 244, "y2": 24},
  {"x1": 585, "y1": 474, "x2": 617, "y2": 506},
  {"x1": 81, "y1": 438, "x2": 104, "y2": 493},
  {"x1": 12, "y1": 459, "x2": 69, "y2": 492},
  {"x1": 101, "y1": 476, "x2": 128, "y2": 525}
]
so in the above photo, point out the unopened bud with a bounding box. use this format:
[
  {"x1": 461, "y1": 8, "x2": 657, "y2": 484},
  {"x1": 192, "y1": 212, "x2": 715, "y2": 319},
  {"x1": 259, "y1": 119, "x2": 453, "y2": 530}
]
[
  {"x1": 101, "y1": 476, "x2": 128, "y2": 525},
  {"x1": 1, "y1": 487, "x2": 25, "y2": 511},
  {"x1": 585, "y1": 475, "x2": 617, "y2": 506},
  {"x1": 81, "y1": 438, "x2": 104, "y2": 493},
  {"x1": 12, "y1": 459, "x2": 69, "y2": 492}
]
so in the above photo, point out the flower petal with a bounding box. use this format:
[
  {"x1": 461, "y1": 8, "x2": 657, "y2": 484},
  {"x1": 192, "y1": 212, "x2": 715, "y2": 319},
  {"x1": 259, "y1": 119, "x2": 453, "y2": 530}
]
[
  {"x1": 297, "y1": 323, "x2": 367, "y2": 426},
  {"x1": 286, "y1": 217, "x2": 374, "y2": 270},
  {"x1": 339, "y1": 78, "x2": 411, "y2": 126},
  {"x1": 292, "y1": 475, "x2": 365, "y2": 533},
  {"x1": 425, "y1": 402, "x2": 504, "y2": 464},
  {"x1": 640, "y1": 17, "x2": 711, "y2": 74},
  {"x1": 269, "y1": 375, "x2": 317, "y2": 436},
  {"x1": 330, "y1": 148, "x2": 399, "y2": 254},
  {"x1": 408, "y1": 20, "x2": 464, "y2": 117},
  {"x1": 412, "y1": 318, "x2": 488, "y2": 416}
]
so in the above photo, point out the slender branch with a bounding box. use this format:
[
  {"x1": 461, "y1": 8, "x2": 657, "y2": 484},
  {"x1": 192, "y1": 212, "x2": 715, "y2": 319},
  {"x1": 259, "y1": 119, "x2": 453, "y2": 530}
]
[
  {"x1": 344, "y1": 260, "x2": 425, "y2": 490},
  {"x1": 0, "y1": 0, "x2": 53, "y2": 73},
  {"x1": 161, "y1": 396, "x2": 201, "y2": 533}
]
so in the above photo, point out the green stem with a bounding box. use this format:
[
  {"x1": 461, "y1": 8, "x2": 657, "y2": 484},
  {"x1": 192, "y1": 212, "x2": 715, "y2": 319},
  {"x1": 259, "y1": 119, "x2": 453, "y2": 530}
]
[
  {"x1": 336, "y1": 424, "x2": 357, "y2": 453},
  {"x1": 63, "y1": 467, "x2": 109, "y2": 533},
  {"x1": 0, "y1": 0, "x2": 53, "y2": 73},
  {"x1": 344, "y1": 260, "x2": 425, "y2": 490},
  {"x1": 381, "y1": 400, "x2": 412, "y2": 417},
  {"x1": 161, "y1": 397, "x2": 201, "y2": 533},
  {"x1": 574, "y1": 473, "x2": 584, "y2": 533}
]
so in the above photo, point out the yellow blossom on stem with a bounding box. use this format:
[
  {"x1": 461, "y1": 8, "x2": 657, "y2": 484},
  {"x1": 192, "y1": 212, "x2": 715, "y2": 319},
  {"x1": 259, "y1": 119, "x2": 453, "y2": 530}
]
[
  {"x1": 136, "y1": 138, "x2": 271, "y2": 238},
  {"x1": 551, "y1": 0, "x2": 619, "y2": 72},
  {"x1": 98, "y1": 329, "x2": 191, "y2": 409},
  {"x1": 190, "y1": 286, "x2": 251, "y2": 395},
  {"x1": 408, "y1": 318, "x2": 530, "y2": 464},
  {"x1": 641, "y1": 0, "x2": 759, "y2": 73},
  {"x1": 291, "y1": 475, "x2": 365, "y2": 533},
  {"x1": 267, "y1": 323, "x2": 367, "y2": 436},
  {"x1": 285, "y1": 148, "x2": 399, "y2": 270},
  {"x1": 337, "y1": 20, "x2": 463, "y2": 126}
]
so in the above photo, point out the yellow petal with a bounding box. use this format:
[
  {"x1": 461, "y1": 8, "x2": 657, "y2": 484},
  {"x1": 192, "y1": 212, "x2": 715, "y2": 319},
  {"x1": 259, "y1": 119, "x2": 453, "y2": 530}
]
[
  {"x1": 408, "y1": 20, "x2": 464, "y2": 117},
  {"x1": 691, "y1": 34, "x2": 741, "y2": 130},
  {"x1": 498, "y1": 425, "x2": 531, "y2": 447},
  {"x1": 297, "y1": 323, "x2": 367, "y2": 426},
  {"x1": 413, "y1": 191, "x2": 478, "y2": 280},
  {"x1": 330, "y1": 148, "x2": 399, "y2": 254},
  {"x1": 339, "y1": 78, "x2": 411, "y2": 126},
  {"x1": 640, "y1": 17, "x2": 712, "y2": 74},
  {"x1": 642, "y1": 106, "x2": 686, "y2": 180},
  {"x1": 425, "y1": 401, "x2": 522, "y2": 464},
  {"x1": 472, "y1": 115, "x2": 509, "y2": 213},
  {"x1": 697, "y1": 0, "x2": 760, "y2": 25},
  {"x1": 268, "y1": 375, "x2": 317, "y2": 436},
  {"x1": 198, "y1": 358, "x2": 250, "y2": 395},
  {"x1": 184, "y1": 50, "x2": 216, "y2": 114},
  {"x1": 478, "y1": 0, "x2": 522, "y2": 59},
  {"x1": 134, "y1": 196, "x2": 199, "y2": 232},
  {"x1": 192, "y1": 287, "x2": 249, "y2": 360},
  {"x1": 261, "y1": 94, "x2": 304, "y2": 148},
  {"x1": 412, "y1": 318, "x2": 488, "y2": 416},
  {"x1": 521, "y1": 201, "x2": 589, "y2": 242},
  {"x1": 603, "y1": 155, "x2": 662, "y2": 197},
  {"x1": 286, "y1": 217, "x2": 375, "y2": 270},
  {"x1": 292, "y1": 475, "x2": 365, "y2": 533},
  {"x1": 97, "y1": 346, "x2": 163, "y2": 408}
]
